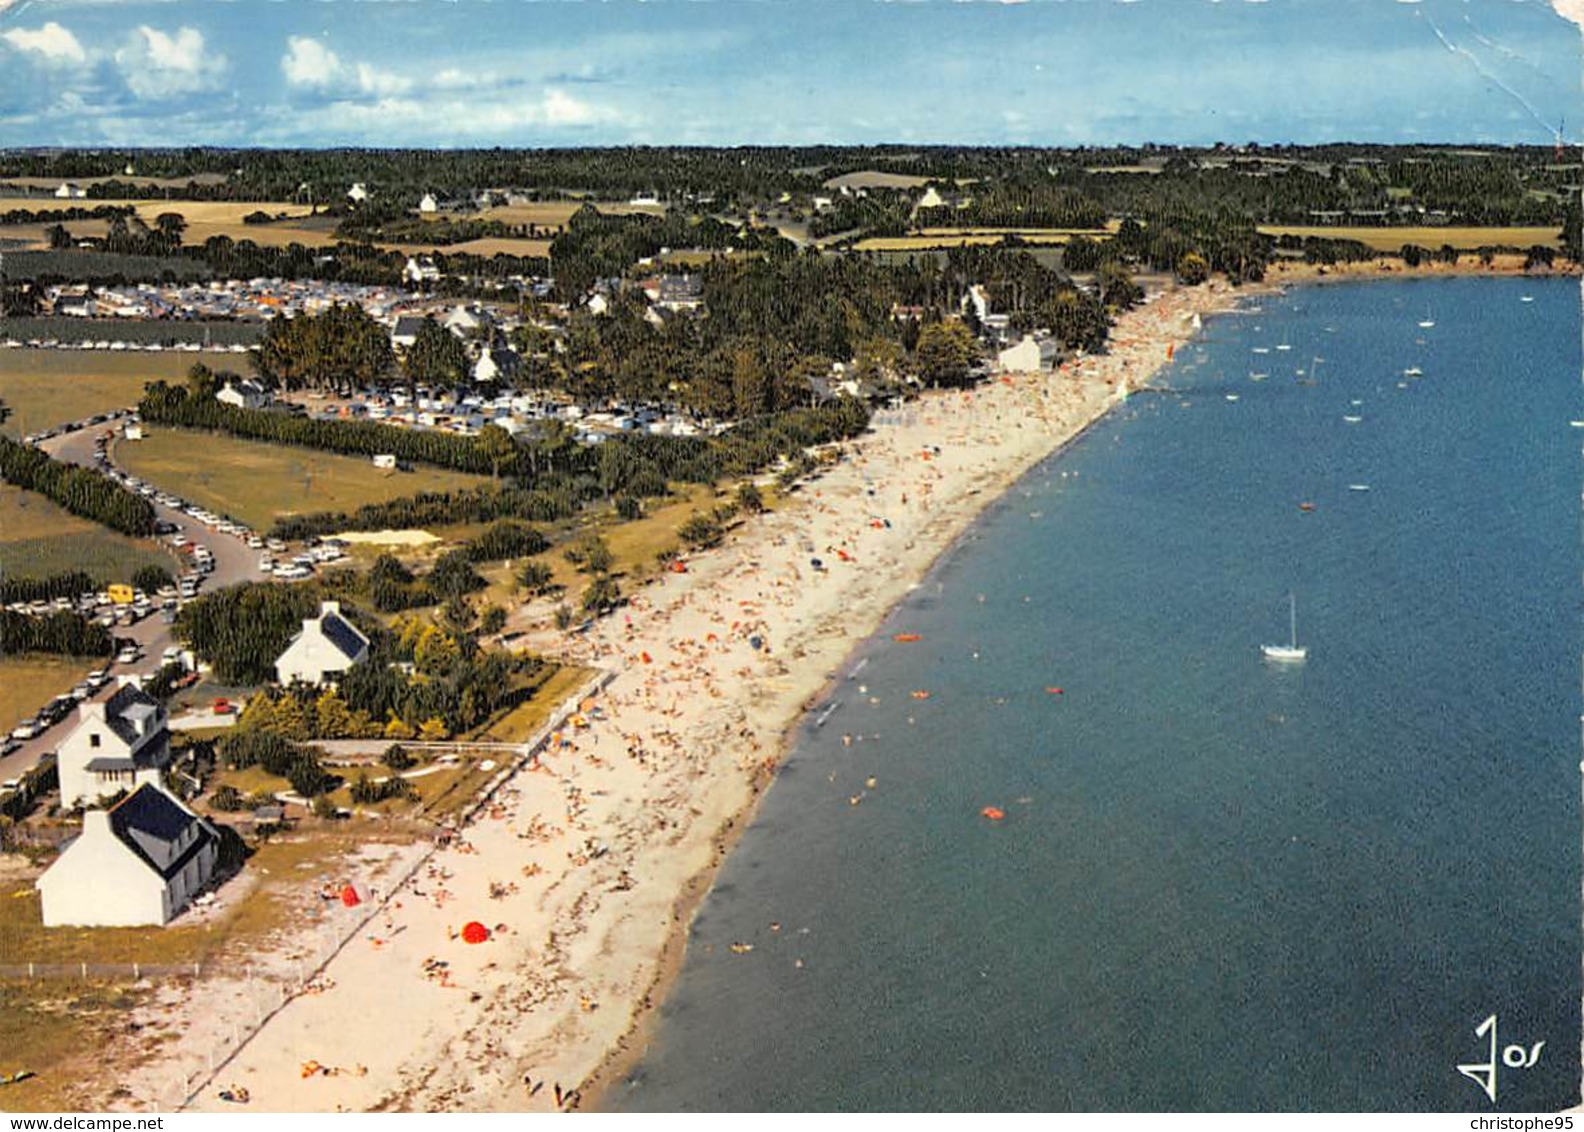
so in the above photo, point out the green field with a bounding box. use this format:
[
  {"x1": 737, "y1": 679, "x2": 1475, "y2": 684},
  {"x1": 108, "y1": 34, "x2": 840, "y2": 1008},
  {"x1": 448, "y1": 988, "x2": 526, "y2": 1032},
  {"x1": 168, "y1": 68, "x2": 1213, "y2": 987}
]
[
  {"x1": 116, "y1": 425, "x2": 493, "y2": 531},
  {"x1": 0, "y1": 349, "x2": 244, "y2": 437},
  {"x1": 0, "y1": 484, "x2": 176, "y2": 583},
  {"x1": 0, "y1": 655, "x2": 93, "y2": 732}
]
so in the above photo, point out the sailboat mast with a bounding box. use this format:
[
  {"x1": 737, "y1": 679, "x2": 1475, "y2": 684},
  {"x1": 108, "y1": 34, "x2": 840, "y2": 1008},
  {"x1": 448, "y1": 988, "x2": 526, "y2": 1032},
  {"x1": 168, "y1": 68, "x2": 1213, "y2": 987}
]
[{"x1": 1289, "y1": 593, "x2": 1298, "y2": 648}]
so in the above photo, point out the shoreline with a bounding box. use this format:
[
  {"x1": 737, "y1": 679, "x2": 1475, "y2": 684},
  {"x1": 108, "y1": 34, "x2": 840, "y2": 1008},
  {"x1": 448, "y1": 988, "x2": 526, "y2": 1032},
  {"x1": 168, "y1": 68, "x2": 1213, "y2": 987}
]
[{"x1": 118, "y1": 266, "x2": 1513, "y2": 1114}]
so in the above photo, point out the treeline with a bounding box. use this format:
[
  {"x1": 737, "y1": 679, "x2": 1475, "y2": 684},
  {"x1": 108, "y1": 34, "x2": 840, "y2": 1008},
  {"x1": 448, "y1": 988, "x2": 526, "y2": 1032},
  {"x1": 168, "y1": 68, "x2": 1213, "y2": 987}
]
[
  {"x1": 270, "y1": 399, "x2": 870, "y2": 541},
  {"x1": 269, "y1": 482, "x2": 588, "y2": 542},
  {"x1": 0, "y1": 570, "x2": 97, "y2": 605},
  {"x1": 1, "y1": 610, "x2": 112, "y2": 657},
  {"x1": 140, "y1": 378, "x2": 536, "y2": 477},
  {"x1": 0, "y1": 204, "x2": 135, "y2": 225},
  {"x1": 549, "y1": 205, "x2": 784, "y2": 299},
  {"x1": 0, "y1": 434, "x2": 156, "y2": 536}
]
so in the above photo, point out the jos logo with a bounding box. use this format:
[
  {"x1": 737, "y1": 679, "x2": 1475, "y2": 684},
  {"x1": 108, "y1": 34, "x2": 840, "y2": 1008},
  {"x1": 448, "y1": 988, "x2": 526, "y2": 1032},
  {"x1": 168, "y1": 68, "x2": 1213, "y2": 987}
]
[{"x1": 1456, "y1": 1013, "x2": 1544, "y2": 1104}]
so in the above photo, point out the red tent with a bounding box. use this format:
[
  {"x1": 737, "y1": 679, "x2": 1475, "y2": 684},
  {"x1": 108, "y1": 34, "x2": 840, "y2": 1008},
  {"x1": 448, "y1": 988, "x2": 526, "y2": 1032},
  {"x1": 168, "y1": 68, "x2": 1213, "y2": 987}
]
[
  {"x1": 340, "y1": 885, "x2": 360, "y2": 907},
  {"x1": 461, "y1": 921, "x2": 490, "y2": 944}
]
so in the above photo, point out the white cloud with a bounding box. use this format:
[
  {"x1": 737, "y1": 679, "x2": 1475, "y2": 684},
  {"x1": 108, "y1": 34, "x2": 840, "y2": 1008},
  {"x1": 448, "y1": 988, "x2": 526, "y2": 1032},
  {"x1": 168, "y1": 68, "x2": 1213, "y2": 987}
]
[
  {"x1": 282, "y1": 37, "x2": 340, "y2": 86},
  {"x1": 2, "y1": 21, "x2": 87, "y2": 64},
  {"x1": 356, "y1": 62, "x2": 410, "y2": 97},
  {"x1": 542, "y1": 89, "x2": 598, "y2": 126},
  {"x1": 117, "y1": 26, "x2": 227, "y2": 99}
]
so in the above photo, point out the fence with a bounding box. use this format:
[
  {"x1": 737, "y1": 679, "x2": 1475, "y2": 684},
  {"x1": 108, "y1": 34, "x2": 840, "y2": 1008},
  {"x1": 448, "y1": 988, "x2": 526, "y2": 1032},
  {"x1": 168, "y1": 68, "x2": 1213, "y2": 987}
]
[
  {"x1": 0, "y1": 961, "x2": 202, "y2": 980},
  {"x1": 165, "y1": 667, "x2": 614, "y2": 1112}
]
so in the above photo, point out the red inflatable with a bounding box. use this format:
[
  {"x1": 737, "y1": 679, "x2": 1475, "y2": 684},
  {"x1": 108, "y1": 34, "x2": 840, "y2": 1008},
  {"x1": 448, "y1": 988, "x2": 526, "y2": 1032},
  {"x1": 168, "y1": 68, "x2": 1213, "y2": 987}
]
[{"x1": 461, "y1": 921, "x2": 490, "y2": 944}]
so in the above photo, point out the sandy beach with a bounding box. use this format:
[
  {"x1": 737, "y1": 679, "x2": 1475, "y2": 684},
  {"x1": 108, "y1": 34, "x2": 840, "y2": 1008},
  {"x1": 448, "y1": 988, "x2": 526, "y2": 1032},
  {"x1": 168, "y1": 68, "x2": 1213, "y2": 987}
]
[{"x1": 117, "y1": 278, "x2": 1252, "y2": 1113}]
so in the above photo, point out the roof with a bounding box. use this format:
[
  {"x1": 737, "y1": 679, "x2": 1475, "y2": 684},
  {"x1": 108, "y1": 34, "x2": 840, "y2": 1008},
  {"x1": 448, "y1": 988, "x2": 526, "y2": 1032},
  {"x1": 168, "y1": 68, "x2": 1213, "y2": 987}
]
[
  {"x1": 107, "y1": 784, "x2": 215, "y2": 881},
  {"x1": 392, "y1": 316, "x2": 426, "y2": 338},
  {"x1": 101, "y1": 683, "x2": 162, "y2": 748},
  {"x1": 317, "y1": 610, "x2": 369, "y2": 662},
  {"x1": 84, "y1": 757, "x2": 137, "y2": 773}
]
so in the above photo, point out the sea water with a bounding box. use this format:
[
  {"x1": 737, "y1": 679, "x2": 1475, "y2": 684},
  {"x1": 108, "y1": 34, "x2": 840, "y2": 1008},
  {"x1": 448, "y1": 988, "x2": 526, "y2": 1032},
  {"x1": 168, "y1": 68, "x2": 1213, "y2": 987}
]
[{"x1": 612, "y1": 276, "x2": 1580, "y2": 1111}]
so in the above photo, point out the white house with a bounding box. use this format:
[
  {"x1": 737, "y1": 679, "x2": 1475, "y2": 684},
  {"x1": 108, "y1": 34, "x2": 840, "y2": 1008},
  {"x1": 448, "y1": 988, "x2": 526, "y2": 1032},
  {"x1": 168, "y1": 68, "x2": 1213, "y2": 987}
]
[
  {"x1": 418, "y1": 193, "x2": 439, "y2": 215},
  {"x1": 215, "y1": 379, "x2": 271, "y2": 410},
  {"x1": 372, "y1": 453, "x2": 398, "y2": 470},
  {"x1": 347, "y1": 182, "x2": 369, "y2": 204},
  {"x1": 275, "y1": 600, "x2": 370, "y2": 686},
  {"x1": 917, "y1": 186, "x2": 945, "y2": 210},
  {"x1": 403, "y1": 256, "x2": 440, "y2": 284},
  {"x1": 54, "y1": 182, "x2": 86, "y2": 200},
  {"x1": 57, "y1": 681, "x2": 173, "y2": 809},
  {"x1": 36, "y1": 782, "x2": 219, "y2": 927}
]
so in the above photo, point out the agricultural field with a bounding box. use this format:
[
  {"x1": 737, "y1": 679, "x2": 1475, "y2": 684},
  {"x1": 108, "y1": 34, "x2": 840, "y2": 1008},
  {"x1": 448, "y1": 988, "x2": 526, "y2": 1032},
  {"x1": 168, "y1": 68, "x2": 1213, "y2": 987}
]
[
  {"x1": 0, "y1": 655, "x2": 95, "y2": 733},
  {"x1": 0, "y1": 172, "x2": 229, "y2": 191},
  {"x1": 1258, "y1": 225, "x2": 1564, "y2": 251},
  {"x1": 389, "y1": 236, "x2": 552, "y2": 259},
  {"x1": 852, "y1": 226, "x2": 1114, "y2": 251},
  {"x1": 116, "y1": 425, "x2": 493, "y2": 532},
  {"x1": 0, "y1": 348, "x2": 245, "y2": 437},
  {"x1": 0, "y1": 485, "x2": 177, "y2": 584}
]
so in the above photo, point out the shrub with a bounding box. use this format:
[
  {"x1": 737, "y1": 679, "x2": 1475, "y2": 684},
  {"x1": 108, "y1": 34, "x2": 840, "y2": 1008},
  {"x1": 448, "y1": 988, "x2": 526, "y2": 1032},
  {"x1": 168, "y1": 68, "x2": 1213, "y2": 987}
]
[{"x1": 382, "y1": 744, "x2": 414, "y2": 771}]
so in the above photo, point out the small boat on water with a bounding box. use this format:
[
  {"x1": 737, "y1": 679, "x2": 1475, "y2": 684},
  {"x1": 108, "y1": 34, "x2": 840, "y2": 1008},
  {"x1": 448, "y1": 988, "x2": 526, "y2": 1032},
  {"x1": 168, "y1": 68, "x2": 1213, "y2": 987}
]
[
  {"x1": 1418, "y1": 309, "x2": 1436, "y2": 329},
  {"x1": 1250, "y1": 372, "x2": 1268, "y2": 381},
  {"x1": 1343, "y1": 415, "x2": 1362, "y2": 423},
  {"x1": 1403, "y1": 367, "x2": 1423, "y2": 377},
  {"x1": 1226, "y1": 394, "x2": 1240, "y2": 402},
  {"x1": 1252, "y1": 346, "x2": 1270, "y2": 355},
  {"x1": 1348, "y1": 484, "x2": 1371, "y2": 492},
  {"x1": 1570, "y1": 421, "x2": 1584, "y2": 429},
  {"x1": 1262, "y1": 593, "x2": 1309, "y2": 663},
  {"x1": 1521, "y1": 296, "x2": 1535, "y2": 303}
]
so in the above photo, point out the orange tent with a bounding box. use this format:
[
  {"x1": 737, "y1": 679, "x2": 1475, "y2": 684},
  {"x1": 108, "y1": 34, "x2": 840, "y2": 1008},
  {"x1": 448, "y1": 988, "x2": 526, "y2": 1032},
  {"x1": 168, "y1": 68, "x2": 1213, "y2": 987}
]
[{"x1": 340, "y1": 885, "x2": 360, "y2": 907}]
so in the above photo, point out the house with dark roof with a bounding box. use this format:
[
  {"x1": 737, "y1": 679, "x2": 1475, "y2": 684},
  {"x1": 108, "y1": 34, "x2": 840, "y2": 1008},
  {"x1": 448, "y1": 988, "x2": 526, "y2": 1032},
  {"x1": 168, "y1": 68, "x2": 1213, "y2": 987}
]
[
  {"x1": 654, "y1": 274, "x2": 704, "y2": 313},
  {"x1": 391, "y1": 315, "x2": 428, "y2": 349},
  {"x1": 275, "y1": 600, "x2": 370, "y2": 686},
  {"x1": 57, "y1": 681, "x2": 172, "y2": 808},
  {"x1": 36, "y1": 782, "x2": 219, "y2": 926}
]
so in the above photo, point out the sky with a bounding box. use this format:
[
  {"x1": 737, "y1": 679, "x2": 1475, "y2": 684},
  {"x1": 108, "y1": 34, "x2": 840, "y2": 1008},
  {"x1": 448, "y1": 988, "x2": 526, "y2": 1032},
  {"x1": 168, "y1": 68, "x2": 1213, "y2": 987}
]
[{"x1": 0, "y1": 0, "x2": 1578, "y2": 149}]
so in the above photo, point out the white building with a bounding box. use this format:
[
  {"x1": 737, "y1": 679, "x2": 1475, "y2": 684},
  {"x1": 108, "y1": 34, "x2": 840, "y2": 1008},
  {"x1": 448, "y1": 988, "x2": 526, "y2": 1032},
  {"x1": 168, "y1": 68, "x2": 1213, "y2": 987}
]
[
  {"x1": 215, "y1": 379, "x2": 271, "y2": 410},
  {"x1": 275, "y1": 601, "x2": 370, "y2": 686},
  {"x1": 418, "y1": 193, "x2": 439, "y2": 215},
  {"x1": 347, "y1": 182, "x2": 369, "y2": 204},
  {"x1": 54, "y1": 182, "x2": 86, "y2": 200},
  {"x1": 997, "y1": 335, "x2": 1058, "y2": 373},
  {"x1": 917, "y1": 186, "x2": 945, "y2": 210},
  {"x1": 403, "y1": 256, "x2": 440, "y2": 284},
  {"x1": 57, "y1": 682, "x2": 173, "y2": 809},
  {"x1": 36, "y1": 783, "x2": 219, "y2": 927}
]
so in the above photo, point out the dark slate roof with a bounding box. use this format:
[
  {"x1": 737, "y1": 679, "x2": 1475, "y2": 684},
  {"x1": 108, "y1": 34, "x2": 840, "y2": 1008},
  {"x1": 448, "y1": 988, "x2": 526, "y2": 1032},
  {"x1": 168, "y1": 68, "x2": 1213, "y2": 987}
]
[
  {"x1": 101, "y1": 683, "x2": 161, "y2": 748},
  {"x1": 319, "y1": 611, "x2": 369, "y2": 662},
  {"x1": 393, "y1": 316, "x2": 426, "y2": 338},
  {"x1": 84, "y1": 757, "x2": 137, "y2": 772},
  {"x1": 107, "y1": 784, "x2": 215, "y2": 881}
]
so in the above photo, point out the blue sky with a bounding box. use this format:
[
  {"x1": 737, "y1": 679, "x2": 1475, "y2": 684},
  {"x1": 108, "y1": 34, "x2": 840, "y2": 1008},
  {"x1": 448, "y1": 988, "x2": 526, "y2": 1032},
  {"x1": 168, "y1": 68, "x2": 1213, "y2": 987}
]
[{"x1": 0, "y1": 0, "x2": 1577, "y2": 148}]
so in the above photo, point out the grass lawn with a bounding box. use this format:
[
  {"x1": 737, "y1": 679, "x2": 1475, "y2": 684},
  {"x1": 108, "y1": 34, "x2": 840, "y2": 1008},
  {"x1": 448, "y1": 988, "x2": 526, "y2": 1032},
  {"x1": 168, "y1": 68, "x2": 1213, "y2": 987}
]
[
  {"x1": 1257, "y1": 225, "x2": 1563, "y2": 252},
  {"x1": 470, "y1": 665, "x2": 594, "y2": 744},
  {"x1": 0, "y1": 348, "x2": 243, "y2": 438},
  {"x1": 0, "y1": 484, "x2": 178, "y2": 583},
  {"x1": 116, "y1": 425, "x2": 493, "y2": 531},
  {"x1": 0, "y1": 655, "x2": 95, "y2": 732}
]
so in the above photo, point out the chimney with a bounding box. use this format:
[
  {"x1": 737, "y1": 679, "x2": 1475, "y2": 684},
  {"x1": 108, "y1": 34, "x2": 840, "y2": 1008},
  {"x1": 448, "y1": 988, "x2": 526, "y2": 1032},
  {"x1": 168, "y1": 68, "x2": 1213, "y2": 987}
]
[{"x1": 81, "y1": 807, "x2": 113, "y2": 840}]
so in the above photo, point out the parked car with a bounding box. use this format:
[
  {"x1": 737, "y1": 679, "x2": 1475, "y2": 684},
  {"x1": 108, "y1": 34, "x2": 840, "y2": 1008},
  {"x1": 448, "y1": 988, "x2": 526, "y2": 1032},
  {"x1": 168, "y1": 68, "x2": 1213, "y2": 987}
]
[{"x1": 10, "y1": 720, "x2": 40, "y2": 741}]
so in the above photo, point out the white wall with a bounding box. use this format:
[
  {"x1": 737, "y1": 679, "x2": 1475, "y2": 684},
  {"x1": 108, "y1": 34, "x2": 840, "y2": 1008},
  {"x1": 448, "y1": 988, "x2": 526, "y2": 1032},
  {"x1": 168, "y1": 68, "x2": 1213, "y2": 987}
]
[{"x1": 37, "y1": 813, "x2": 168, "y2": 927}]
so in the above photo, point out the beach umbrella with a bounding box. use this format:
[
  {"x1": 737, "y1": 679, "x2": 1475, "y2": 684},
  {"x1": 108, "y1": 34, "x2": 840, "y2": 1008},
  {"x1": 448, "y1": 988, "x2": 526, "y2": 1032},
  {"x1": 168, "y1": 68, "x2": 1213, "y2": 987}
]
[{"x1": 461, "y1": 921, "x2": 490, "y2": 944}]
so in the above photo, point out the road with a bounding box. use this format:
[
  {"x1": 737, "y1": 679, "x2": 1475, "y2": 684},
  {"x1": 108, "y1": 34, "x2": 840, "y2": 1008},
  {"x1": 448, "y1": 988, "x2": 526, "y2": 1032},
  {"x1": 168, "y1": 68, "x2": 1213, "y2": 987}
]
[{"x1": 0, "y1": 419, "x2": 271, "y2": 785}]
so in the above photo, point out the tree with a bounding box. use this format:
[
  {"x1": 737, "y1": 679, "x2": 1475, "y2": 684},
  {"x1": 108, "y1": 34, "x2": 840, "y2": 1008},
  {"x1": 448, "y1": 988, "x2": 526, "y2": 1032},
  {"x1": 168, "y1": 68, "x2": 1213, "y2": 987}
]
[
  {"x1": 403, "y1": 316, "x2": 470, "y2": 391},
  {"x1": 314, "y1": 687, "x2": 354, "y2": 738},
  {"x1": 477, "y1": 423, "x2": 516, "y2": 482},
  {"x1": 132, "y1": 565, "x2": 174, "y2": 595},
  {"x1": 382, "y1": 744, "x2": 414, "y2": 771},
  {"x1": 736, "y1": 482, "x2": 765, "y2": 514},
  {"x1": 913, "y1": 321, "x2": 978, "y2": 388},
  {"x1": 479, "y1": 604, "x2": 507, "y2": 635},
  {"x1": 581, "y1": 575, "x2": 622, "y2": 615},
  {"x1": 515, "y1": 560, "x2": 555, "y2": 596},
  {"x1": 1175, "y1": 252, "x2": 1210, "y2": 285}
]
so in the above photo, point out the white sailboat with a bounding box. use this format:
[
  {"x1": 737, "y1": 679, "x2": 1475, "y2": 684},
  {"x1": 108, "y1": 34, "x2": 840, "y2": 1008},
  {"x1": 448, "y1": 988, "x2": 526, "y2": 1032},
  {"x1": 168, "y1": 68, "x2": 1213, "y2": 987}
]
[
  {"x1": 1418, "y1": 308, "x2": 1435, "y2": 329},
  {"x1": 1261, "y1": 593, "x2": 1308, "y2": 662}
]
